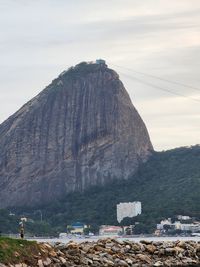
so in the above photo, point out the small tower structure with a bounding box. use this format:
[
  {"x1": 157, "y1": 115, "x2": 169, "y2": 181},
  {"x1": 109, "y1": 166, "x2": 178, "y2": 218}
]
[{"x1": 96, "y1": 59, "x2": 106, "y2": 65}]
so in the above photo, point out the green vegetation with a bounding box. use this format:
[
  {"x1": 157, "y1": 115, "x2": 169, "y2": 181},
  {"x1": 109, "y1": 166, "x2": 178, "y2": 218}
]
[
  {"x1": 0, "y1": 209, "x2": 55, "y2": 236},
  {"x1": 58, "y1": 61, "x2": 108, "y2": 81},
  {"x1": 42, "y1": 145, "x2": 200, "y2": 233},
  {"x1": 0, "y1": 210, "x2": 19, "y2": 234},
  {"x1": 50, "y1": 61, "x2": 108, "y2": 93},
  {"x1": 66, "y1": 61, "x2": 105, "y2": 76},
  {"x1": 2, "y1": 145, "x2": 200, "y2": 235},
  {"x1": 0, "y1": 237, "x2": 40, "y2": 264}
]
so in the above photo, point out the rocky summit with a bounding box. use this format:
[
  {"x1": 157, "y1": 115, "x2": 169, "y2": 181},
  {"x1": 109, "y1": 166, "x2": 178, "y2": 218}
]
[{"x1": 0, "y1": 61, "x2": 153, "y2": 207}]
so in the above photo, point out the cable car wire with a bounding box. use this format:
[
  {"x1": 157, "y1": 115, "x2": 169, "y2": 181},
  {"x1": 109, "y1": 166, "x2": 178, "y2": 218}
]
[
  {"x1": 109, "y1": 63, "x2": 200, "y2": 93},
  {"x1": 118, "y1": 71, "x2": 200, "y2": 103}
]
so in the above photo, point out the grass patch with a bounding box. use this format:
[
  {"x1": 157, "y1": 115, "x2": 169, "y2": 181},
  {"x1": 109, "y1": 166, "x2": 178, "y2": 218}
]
[{"x1": 0, "y1": 237, "x2": 42, "y2": 265}]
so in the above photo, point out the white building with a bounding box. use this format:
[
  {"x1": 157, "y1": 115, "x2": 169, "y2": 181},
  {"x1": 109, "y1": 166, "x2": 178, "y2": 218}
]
[
  {"x1": 117, "y1": 202, "x2": 142, "y2": 223},
  {"x1": 99, "y1": 225, "x2": 123, "y2": 236},
  {"x1": 180, "y1": 223, "x2": 200, "y2": 232},
  {"x1": 160, "y1": 218, "x2": 172, "y2": 225},
  {"x1": 157, "y1": 219, "x2": 200, "y2": 233},
  {"x1": 177, "y1": 215, "x2": 191, "y2": 221}
]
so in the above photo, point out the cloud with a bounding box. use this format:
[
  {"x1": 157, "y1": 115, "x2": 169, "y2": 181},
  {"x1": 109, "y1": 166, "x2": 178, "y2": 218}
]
[{"x1": 0, "y1": 0, "x2": 200, "y2": 150}]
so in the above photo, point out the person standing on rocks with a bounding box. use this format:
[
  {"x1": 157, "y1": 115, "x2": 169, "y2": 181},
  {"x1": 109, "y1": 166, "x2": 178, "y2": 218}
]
[{"x1": 19, "y1": 221, "x2": 24, "y2": 239}]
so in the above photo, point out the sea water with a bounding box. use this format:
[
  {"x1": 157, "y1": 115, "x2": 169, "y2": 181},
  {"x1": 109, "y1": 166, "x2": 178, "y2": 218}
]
[{"x1": 30, "y1": 235, "x2": 200, "y2": 244}]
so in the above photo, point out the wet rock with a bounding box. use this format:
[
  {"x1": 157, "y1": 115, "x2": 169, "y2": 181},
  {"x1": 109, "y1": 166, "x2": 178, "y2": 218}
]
[
  {"x1": 145, "y1": 244, "x2": 157, "y2": 254},
  {"x1": 177, "y1": 241, "x2": 187, "y2": 249},
  {"x1": 125, "y1": 258, "x2": 133, "y2": 265},
  {"x1": 52, "y1": 257, "x2": 60, "y2": 263},
  {"x1": 140, "y1": 240, "x2": 152, "y2": 245},
  {"x1": 154, "y1": 261, "x2": 163, "y2": 266},
  {"x1": 43, "y1": 257, "x2": 51, "y2": 266},
  {"x1": 103, "y1": 258, "x2": 114, "y2": 266},
  {"x1": 48, "y1": 250, "x2": 57, "y2": 257},
  {"x1": 136, "y1": 254, "x2": 152, "y2": 264},
  {"x1": 165, "y1": 247, "x2": 176, "y2": 256},
  {"x1": 37, "y1": 260, "x2": 44, "y2": 267},
  {"x1": 114, "y1": 259, "x2": 129, "y2": 266},
  {"x1": 131, "y1": 243, "x2": 140, "y2": 251}
]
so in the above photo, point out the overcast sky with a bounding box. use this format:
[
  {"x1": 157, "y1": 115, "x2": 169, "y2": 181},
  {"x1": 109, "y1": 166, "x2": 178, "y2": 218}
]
[{"x1": 0, "y1": 0, "x2": 200, "y2": 151}]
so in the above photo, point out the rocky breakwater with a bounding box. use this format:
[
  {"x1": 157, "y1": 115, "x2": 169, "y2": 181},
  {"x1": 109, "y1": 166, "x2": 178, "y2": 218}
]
[{"x1": 2, "y1": 238, "x2": 200, "y2": 267}]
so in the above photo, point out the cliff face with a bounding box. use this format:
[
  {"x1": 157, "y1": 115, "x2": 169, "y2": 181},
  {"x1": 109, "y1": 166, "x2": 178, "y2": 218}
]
[{"x1": 0, "y1": 62, "x2": 153, "y2": 207}]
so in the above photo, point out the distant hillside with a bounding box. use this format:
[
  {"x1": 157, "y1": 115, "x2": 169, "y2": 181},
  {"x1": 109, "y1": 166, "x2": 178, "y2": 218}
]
[{"x1": 12, "y1": 145, "x2": 200, "y2": 234}]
